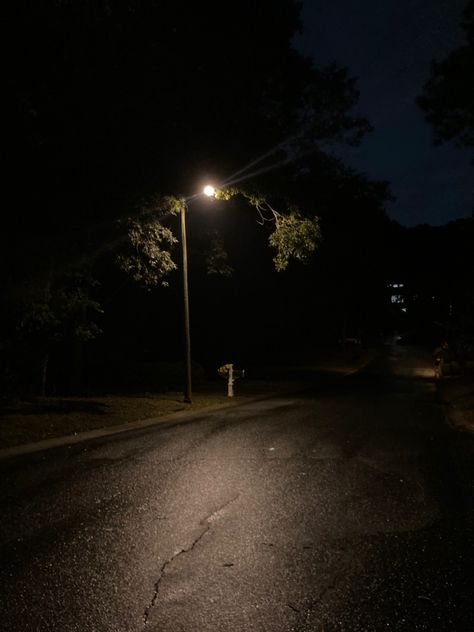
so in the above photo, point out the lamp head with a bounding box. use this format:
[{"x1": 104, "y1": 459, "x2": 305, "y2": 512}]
[{"x1": 203, "y1": 185, "x2": 216, "y2": 197}]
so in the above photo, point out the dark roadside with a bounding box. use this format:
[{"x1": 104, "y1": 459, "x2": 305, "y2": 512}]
[
  {"x1": 438, "y1": 375, "x2": 474, "y2": 433},
  {"x1": 1, "y1": 343, "x2": 472, "y2": 455},
  {"x1": 0, "y1": 346, "x2": 375, "y2": 452}
]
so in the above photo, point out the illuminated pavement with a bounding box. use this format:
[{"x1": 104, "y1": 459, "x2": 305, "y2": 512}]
[{"x1": 0, "y1": 345, "x2": 472, "y2": 631}]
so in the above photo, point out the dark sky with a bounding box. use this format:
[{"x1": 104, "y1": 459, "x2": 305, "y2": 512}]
[{"x1": 294, "y1": 0, "x2": 473, "y2": 227}]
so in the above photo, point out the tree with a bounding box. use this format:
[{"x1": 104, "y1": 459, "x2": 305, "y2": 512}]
[
  {"x1": 4, "y1": 1, "x2": 382, "y2": 392},
  {"x1": 5, "y1": 0, "x2": 371, "y2": 236},
  {"x1": 0, "y1": 234, "x2": 103, "y2": 396},
  {"x1": 5, "y1": 0, "x2": 373, "y2": 279},
  {"x1": 417, "y1": 1, "x2": 474, "y2": 147},
  {"x1": 16, "y1": 272, "x2": 102, "y2": 395}
]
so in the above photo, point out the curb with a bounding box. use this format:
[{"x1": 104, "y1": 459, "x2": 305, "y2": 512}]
[
  {"x1": 0, "y1": 393, "x2": 280, "y2": 461},
  {"x1": 0, "y1": 361, "x2": 374, "y2": 461}
]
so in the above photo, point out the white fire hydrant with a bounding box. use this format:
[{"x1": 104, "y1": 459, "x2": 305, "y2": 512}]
[
  {"x1": 228, "y1": 364, "x2": 234, "y2": 397},
  {"x1": 218, "y1": 363, "x2": 245, "y2": 397}
]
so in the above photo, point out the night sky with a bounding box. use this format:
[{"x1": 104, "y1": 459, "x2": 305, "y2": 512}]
[{"x1": 295, "y1": 0, "x2": 473, "y2": 227}]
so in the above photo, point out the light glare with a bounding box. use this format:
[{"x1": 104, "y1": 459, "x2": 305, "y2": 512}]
[{"x1": 203, "y1": 185, "x2": 216, "y2": 197}]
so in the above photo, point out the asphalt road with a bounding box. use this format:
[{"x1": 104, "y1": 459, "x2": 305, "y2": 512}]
[{"x1": 0, "y1": 345, "x2": 473, "y2": 631}]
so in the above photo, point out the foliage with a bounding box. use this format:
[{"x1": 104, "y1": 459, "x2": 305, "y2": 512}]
[
  {"x1": 269, "y1": 211, "x2": 321, "y2": 271},
  {"x1": 118, "y1": 186, "x2": 321, "y2": 287},
  {"x1": 296, "y1": 64, "x2": 372, "y2": 148},
  {"x1": 17, "y1": 272, "x2": 103, "y2": 344},
  {"x1": 216, "y1": 186, "x2": 321, "y2": 271},
  {"x1": 418, "y1": 1, "x2": 474, "y2": 147},
  {"x1": 6, "y1": 269, "x2": 104, "y2": 394},
  {"x1": 116, "y1": 196, "x2": 180, "y2": 288},
  {"x1": 6, "y1": 1, "x2": 373, "y2": 289},
  {"x1": 205, "y1": 234, "x2": 234, "y2": 276},
  {"x1": 5, "y1": 0, "x2": 372, "y2": 237}
]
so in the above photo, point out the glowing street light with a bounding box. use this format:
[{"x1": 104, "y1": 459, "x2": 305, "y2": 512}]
[
  {"x1": 203, "y1": 184, "x2": 216, "y2": 197},
  {"x1": 180, "y1": 184, "x2": 216, "y2": 403}
]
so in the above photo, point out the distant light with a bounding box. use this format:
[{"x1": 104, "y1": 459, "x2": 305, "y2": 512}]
[{"x1": 203, "y1": 185, "x2": 216, "y2": 197}]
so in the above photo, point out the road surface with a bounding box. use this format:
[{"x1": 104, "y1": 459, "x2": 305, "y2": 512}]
[{"x1": 0, "y1": 344, "x2": 472, "y2": 631}]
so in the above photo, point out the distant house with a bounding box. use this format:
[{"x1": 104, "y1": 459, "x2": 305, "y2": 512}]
[{"x1": 388, "y1": 282, "x2": 407, "y2": 312}]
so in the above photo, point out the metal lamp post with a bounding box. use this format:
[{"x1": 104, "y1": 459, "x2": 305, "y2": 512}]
[
  {"x1": 180, "y1": 185, "x2": 215, "y2": 404},
  {"x1": 180, "y1": 199, "x2": 192, "y2": 403}
]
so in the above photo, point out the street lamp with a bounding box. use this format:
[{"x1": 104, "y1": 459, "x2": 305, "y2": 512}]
[
  {"x1": 180, "y1": 185, "x2": 216, "y2": 403},
  {"x1": 203, "y1": 184, "x2": 216, "y2": 197}
]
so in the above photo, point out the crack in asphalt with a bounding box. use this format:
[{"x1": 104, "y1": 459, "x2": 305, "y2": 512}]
[
  {"x1": 141, "y1": 528, "x2": 209, "y2": 626},
  {"x1": 142, "y1": 493, "x2": 241, "y2": 626}
]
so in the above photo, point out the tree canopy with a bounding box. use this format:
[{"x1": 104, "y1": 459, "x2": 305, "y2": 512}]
[
  {"x1": 2, "y1": 0, "x2": 392, "y2": 394},
  {"x1": 418, "y1": 0, "x2": 474, "y2": 147},
  {"x1": 5, "y1": 1, "x2": 370, "y2": 231}
]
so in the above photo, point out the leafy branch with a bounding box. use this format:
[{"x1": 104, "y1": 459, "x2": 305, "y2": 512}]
[
  {"x1": 116, "y1": 196, "x2": 180, "y2": 288},
  {"x1": 215, "y1": 186, "x2": 321, "y2": 271}
]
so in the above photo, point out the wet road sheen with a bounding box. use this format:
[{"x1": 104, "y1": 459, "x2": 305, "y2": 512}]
[{"x1": 0, "y1": 346, "x2": 473, "y2": 631}]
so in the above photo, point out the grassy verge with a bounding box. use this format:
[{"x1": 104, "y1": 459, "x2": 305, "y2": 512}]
[
  {"x1": 0, "y1": 347, "x2": 376, "y2": 450},
  {"x1": 0, "y1": 392, "x2": 244, "y2": 450}
]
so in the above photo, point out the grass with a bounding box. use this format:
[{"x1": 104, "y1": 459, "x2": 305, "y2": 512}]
[
  {"x1": 0, "y1": 391, "x2": 243, "y2": 449},
  {"x1": 0, "y1": 347, "x2": 376, "y2": 450}
]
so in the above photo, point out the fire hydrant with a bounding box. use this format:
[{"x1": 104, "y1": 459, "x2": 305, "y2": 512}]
[{"x1": 218, "y1": 363, "x2": 245, "y2": 397}]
